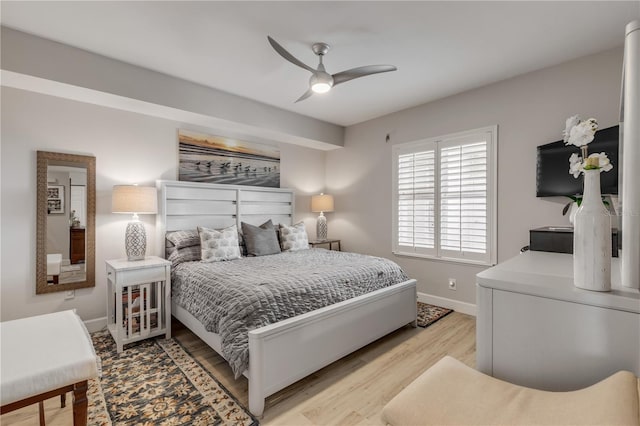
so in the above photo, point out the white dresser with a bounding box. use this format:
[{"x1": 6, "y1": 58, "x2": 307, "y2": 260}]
[{"x1": 476, "y1": 251, "x2": 640, "y2": 391}]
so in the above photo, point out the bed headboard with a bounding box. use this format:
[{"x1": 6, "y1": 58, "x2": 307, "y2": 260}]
[{"x1": 156, "y1": 180, "x2": 294, "y2": 254}]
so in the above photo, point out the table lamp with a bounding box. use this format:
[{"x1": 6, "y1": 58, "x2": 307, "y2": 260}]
[
  {"x1": 311, "y1": 193, "x2": 334, "y2": 240},
  {"x1": 112, "y1": 185, "x2": 157, "y2": 261}
]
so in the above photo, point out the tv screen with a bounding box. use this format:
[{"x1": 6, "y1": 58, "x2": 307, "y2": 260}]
[{"x1": 536, "y1": 125, "x2": 619, "y2": 197}]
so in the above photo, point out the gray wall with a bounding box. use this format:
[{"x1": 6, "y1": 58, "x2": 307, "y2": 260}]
[
  {"x1": 326, "y1": 47, "x2": 623, "y2": 305},
  {"x1": 0, "y1": 87, "x2": 326, "y2": 323},
  {"x1": 1, "y1": 27, "x2": 344, "y2": 150},
  {"x1": 0, "y1": 42, "x2": 625, "y2": 322}
]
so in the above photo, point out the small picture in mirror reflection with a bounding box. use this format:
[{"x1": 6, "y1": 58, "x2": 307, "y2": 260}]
[
  {"x1": 47, "y1": 187, "x2": 60, "y2": 198},
  {"x1": 47, "y1": 184, "x2": 64, "y2": 214}
]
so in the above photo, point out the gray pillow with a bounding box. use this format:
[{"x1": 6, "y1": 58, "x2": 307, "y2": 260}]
[
  {"x1": 165, "y1": 229, "x2": 202, "y2": 263},
  {"x1": 241, "y1": 220, "x2": 281, "y2": 256},
  {"x1": 166, "y1": 229, "x2": 200, "y2": 250},
  {"x1": 238, "y1": 231, "x2": 248, "y2": 257},
  {"x1": 167, "y1": 245, "x2": 201, "y2": 268}
]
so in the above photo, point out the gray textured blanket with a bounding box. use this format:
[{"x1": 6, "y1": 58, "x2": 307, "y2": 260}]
[{"x1": 172, "y1": 248, "x2": 409, "y2": 378}]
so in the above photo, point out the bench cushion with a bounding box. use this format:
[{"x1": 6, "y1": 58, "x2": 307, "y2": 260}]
[
  {"x1": 382, "y1": 356, "x2": 640, "y2": 425},
  {"x1": 1, "y1": 310, "x2": 99, "y2": 406}
]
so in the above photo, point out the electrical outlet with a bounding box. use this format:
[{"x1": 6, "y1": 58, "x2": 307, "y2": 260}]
[
  {"x1": 448, "y1": 278, "x2": 457, "y2": 291},
  {"x1": 65, "y1": 290, "x2": 75, "y2": 300}
]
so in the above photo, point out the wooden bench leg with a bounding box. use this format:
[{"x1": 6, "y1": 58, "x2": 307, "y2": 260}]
[
  {"x1": 38, "y1": 400, "x2": 45, "y2": 426},
  {"x1": 72, "y1": 381, "x2": 88, "y2": 426},
  {"x1": 1, "y1": 384, "x2": 77, "y2": 425}
]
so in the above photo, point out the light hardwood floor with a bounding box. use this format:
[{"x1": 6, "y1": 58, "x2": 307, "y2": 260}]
[{"x1": 1, "y1": 312, "x2": 475, "y2": 425}]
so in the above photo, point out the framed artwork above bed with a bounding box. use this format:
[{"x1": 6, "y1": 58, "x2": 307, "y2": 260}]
[{"x1": 178, "y1": 129, "x2": 280, "y2": 188}]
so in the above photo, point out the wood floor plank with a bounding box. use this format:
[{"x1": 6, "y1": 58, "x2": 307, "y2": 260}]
[{"x1": 0, "y1": 312, "x2": 476, "y2": 425}]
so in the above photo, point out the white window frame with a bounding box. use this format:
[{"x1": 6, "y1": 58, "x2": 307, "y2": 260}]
[{"x1": 392, "y1": 125, "x2": 498, "y2": 266}]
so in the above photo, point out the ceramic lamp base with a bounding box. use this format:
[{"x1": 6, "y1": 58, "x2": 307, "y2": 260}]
[
  {"x1": 125, "y1": 220, "x2": 146, "y2": 261},
  {"x1": 316, "y1": 213, "x2": 328, "y2": 240}
]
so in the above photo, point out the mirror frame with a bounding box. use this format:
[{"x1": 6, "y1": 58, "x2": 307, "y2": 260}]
[{"x1": 36, "y1": 151, "x2": 96, "y2": 294}]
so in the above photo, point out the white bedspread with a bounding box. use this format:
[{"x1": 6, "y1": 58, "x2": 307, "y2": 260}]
[{"x1": 0, "y1": 310, "x2": 99, "y2": 406}]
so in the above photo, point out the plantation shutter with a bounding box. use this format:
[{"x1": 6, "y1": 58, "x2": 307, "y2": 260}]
[
  {"x1": 393, "y1": 127, "x2": 495, "y2": 265},
  {"x1": 396, "y1": 146, "x2": 436, "y2": 255},
  {"x1": 440, "y1": 136, "x2": 489, "y2": 262}
]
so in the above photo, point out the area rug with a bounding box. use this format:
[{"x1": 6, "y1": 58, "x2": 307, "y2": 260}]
[
  {"x1": 87, "y1": 330, "x2": 258, "y2": 426},
  {"x1": 416, "y1": 302, "x2": 453, "y2": 328}
]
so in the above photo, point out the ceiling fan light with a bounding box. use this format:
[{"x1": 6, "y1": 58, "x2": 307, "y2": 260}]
[
  {"x1": 310, "y1": 73, "x2": 333, "y2": 94},
  {"x1": 311, "y1": 82, "x2": 332, "y2": 93}
]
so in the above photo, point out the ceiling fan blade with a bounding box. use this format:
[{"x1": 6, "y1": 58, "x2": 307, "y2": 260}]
[
  {"x1": 267, "y1": 36, "x2": 316, "y2": 73},
  {"x1": 332, "y1": 65, "x2": 397, "y2": 86},
  {"x1": 294, "y1": 87, "x2": 314, "y2": 103}
]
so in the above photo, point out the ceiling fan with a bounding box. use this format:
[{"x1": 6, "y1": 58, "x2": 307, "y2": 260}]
[{"x1": 267, "y1": 36, "x2": 397, "y2": 103}]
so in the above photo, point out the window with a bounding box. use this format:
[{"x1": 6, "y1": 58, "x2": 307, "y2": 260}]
[{"x1": 392, "y1": 126, "x2": 497, "y2": 265}]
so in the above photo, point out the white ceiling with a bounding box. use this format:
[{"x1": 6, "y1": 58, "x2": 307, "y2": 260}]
[{"x1": 1, "y1": 1, "x2": 638, "y2": 127}]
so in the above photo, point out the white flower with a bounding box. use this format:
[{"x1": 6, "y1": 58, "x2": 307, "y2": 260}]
[
  {"x1": 564, "y1": 115, "x2": 612, "y2": 178},
  {"x1": 563, "y1": 115, "x2": 581, "y2": 143},
  {"x1": 563, "y1": 115, "x2": 598, "y2": 147},
  {"x1": 567, "y1": 151, "x2": 613, "y2": 178},
  {"x1": 567, "y1": 120, "x2": 596, "y2": 146},
  {"x1": 587, "y1": 152, "x2": 613, "y2": 173},
  {"x1": 569, "y1": 153, "x2": 584, "y2": 178},
  {"x1": 584, "y1": 118, "x2": 598, "y2": 130}
]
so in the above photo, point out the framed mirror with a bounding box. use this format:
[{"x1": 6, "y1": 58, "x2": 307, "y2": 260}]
[{"x1": 36, "y1": 151, "x2": 96, "y2": 294}]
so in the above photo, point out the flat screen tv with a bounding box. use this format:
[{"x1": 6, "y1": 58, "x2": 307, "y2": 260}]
[{"x1": 536, "y1": 125, "x2": 619, "y2": 197}]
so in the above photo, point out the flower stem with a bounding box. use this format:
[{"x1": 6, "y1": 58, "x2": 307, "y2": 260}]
[{"x1": 581, "y1": 145, "x2": 588, "y2": 160}]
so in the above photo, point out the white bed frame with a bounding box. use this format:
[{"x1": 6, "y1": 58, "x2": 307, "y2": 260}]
[{"x1": 156, "y1": 180, "x2": 417, "y2": 416}]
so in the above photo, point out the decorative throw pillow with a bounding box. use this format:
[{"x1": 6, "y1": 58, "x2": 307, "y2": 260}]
[
  {"x1": 237, "y1": 231, "x2": 248, "y2": 257},
  {"x1": 198, "y1": 224, "x2": 242, "y2": 262},
  {"x1": 167, "y1": 245, "x2": 201, "y2": 268},
  {"x1": 165, "y1": 229, "x2": 201, "y2": 266},
  {"x1": 166, "y1": 229, "x2": 200, "y2": 250},
  {"x1": 279, "y1": 222, "x2": 309, "y2": 251},
  {"x1": 241, "y1": 220, "x2": 281, "y2": 256}
]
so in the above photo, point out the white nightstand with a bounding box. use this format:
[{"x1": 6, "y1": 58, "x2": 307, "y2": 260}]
[{"x1": 105, "y1": 256, "x2": 171, "y2": 352}]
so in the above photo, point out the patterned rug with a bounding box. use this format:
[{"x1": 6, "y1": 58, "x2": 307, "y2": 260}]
[
  {"x1": 87, "y1": 330, "x2": 258, "y2": 425},
  {"x1": 416, "y1": 302, "x2": 453, "y2": 328}
]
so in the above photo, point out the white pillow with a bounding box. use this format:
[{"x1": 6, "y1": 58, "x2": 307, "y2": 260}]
[
  {"x1": 279, "y1": 222, "x2": 309, "y2": 251},
  {"x1": 198, "y1": 224, "x2": 242, "y2": 262}
]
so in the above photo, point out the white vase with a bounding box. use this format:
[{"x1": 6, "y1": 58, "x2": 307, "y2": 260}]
[
  {"x1": 573, "y1": 169, "x2": 611, "y2": 291},
  {"x1": 568, "y1": 202, "x2": 579, "y2": 225}
]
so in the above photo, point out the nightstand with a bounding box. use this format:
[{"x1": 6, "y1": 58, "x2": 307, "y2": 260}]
[
  {"x1": 105, "y1": 256, "x2": 171, "y2": 352},
  {"x1": 309, "y1": 238, "x2": 341, "y2": 251}
]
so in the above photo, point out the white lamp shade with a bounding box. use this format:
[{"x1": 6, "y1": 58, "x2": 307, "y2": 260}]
[
  {"x1": 112, "y1": 185, "x2": 157, "y2": 214},
  {"x1": 311, "y1": 193, "x2": 334, "y2": 213}
]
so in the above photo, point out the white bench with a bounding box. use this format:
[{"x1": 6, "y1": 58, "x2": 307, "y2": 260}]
[
  {"x1": 46, "y1": 253, "x2": 62, "y2": 284},
  {"x1": 0, "y1": 310, "x2": 99, "y2": 425}
]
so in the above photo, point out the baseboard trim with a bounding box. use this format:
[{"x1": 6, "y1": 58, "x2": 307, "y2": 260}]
[
  {"x1": 84, "y1": 316, "x2": 107, "y2": 333},
  {"x1": 417, "y1": 292, "x2": 477, "y2": 317}
]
